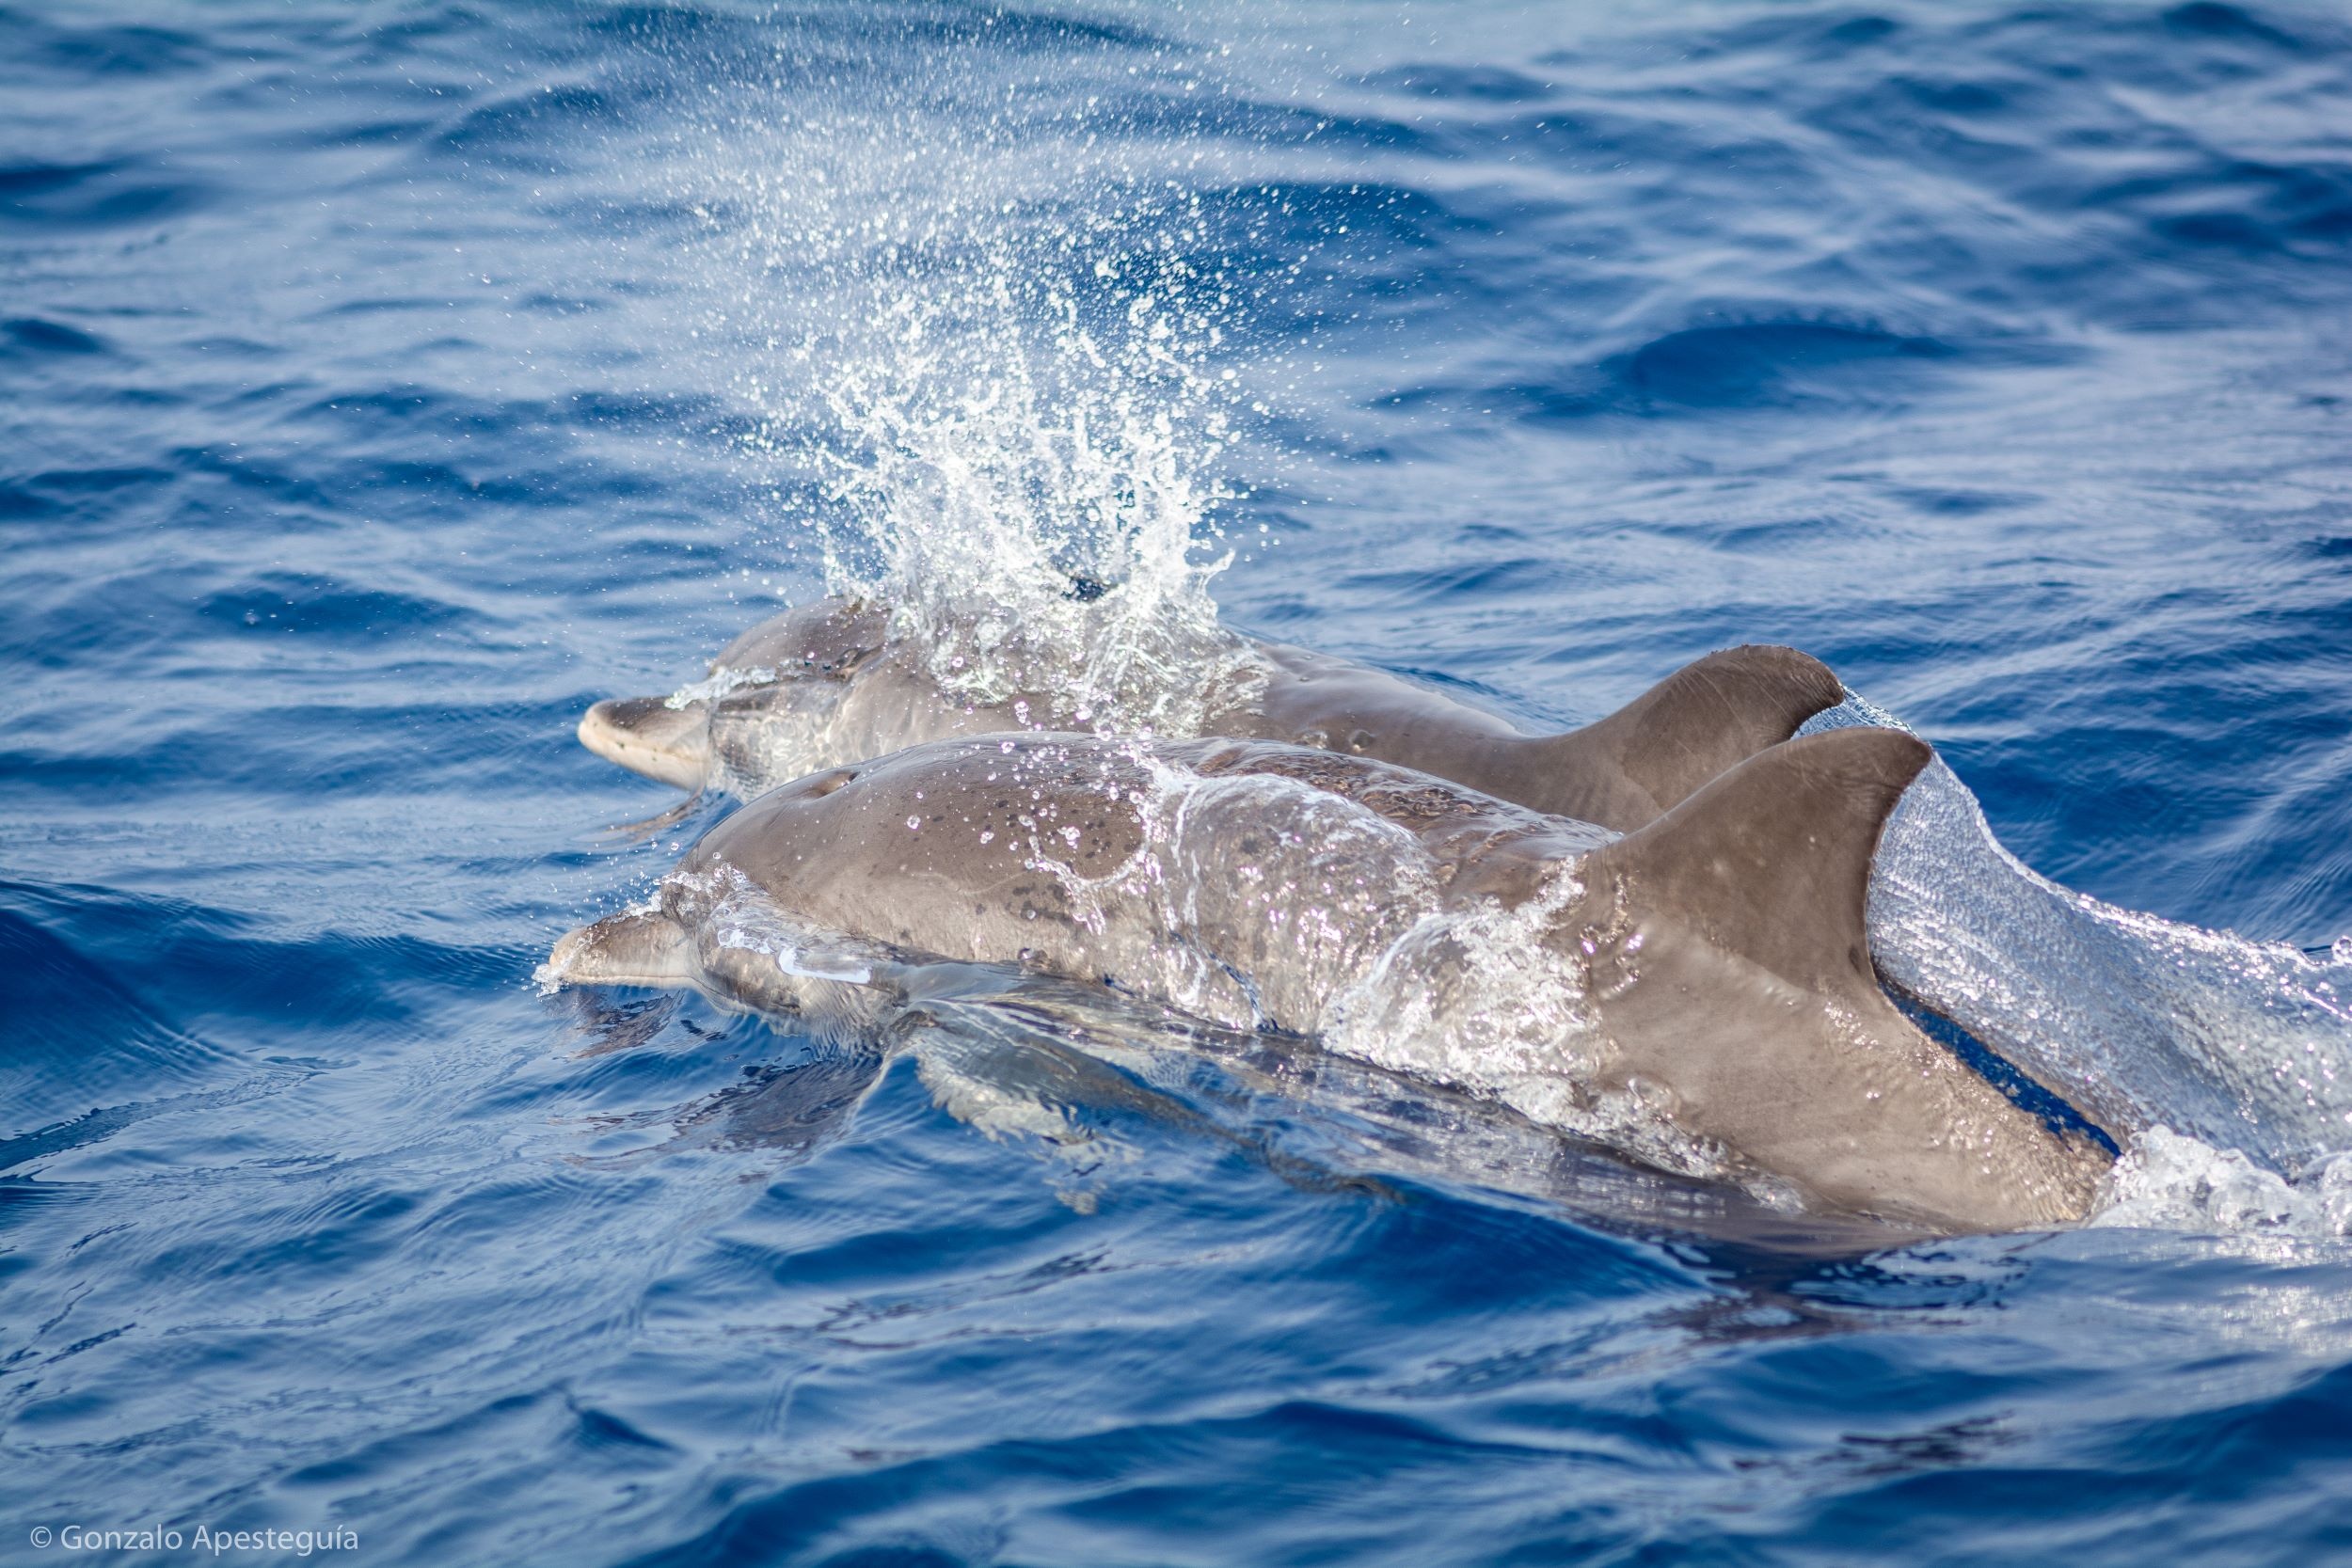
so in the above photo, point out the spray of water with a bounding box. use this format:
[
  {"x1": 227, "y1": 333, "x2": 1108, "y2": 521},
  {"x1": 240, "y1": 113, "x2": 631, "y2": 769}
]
[
  {"x1": 793, "y1": 260, "x2": 1256, "y2": 737},
  {"x1": 667, "y1": 37, "x2": 1310, "y2": 738}
]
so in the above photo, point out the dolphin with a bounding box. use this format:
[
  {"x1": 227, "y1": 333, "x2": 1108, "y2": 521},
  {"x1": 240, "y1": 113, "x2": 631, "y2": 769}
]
[
  {"x1": 576, "y1": 596, "x2": 1843, "y2": 834},
  {"x1": 545, "y1": 726, "x2": 2112, "y2": 1232}
]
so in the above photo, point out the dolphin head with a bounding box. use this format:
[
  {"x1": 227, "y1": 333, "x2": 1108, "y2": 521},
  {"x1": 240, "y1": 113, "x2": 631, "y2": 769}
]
[
  {"x1": 577, "y1": 597, "x2": 894, "y2": 794},
  {"x1": 577, "y1": 694, "x2": 715, "y2": 790}
]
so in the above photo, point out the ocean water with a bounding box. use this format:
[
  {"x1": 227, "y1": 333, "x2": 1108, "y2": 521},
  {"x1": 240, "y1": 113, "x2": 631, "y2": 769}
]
[{"x1": 6, "y1": 0, "x2": 2352, "y2": 1562}]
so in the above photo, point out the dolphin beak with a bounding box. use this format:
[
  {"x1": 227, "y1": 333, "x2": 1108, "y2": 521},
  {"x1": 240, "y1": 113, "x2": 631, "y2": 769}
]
[
  {"x1": 578, "y1": 696, "x2": 711, "y2": 790},
  {"x1": 538, "y1": 910, "x2": 693, "y2": 989}
]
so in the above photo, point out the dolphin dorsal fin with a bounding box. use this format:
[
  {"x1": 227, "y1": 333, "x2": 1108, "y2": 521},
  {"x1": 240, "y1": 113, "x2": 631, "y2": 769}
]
[
  {"x1": 1540, "y1": 645, "x2": 1847, "y2": 829},
  {"x1": 1564, "y1": 726, "x2": 2111, "y2": 1230},
  {"x1": 1575, "y1": 725, "x2": 1931, "y2": 995}
]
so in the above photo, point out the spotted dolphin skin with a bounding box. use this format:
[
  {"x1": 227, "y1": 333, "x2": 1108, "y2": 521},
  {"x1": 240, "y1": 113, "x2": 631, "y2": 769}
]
[
  {"x1": 546, "y1": 727, "x2": 2112, "y2": 1233},
  {"x1": 576, "y1": 597, "x2": 1844, "y2": 834}
]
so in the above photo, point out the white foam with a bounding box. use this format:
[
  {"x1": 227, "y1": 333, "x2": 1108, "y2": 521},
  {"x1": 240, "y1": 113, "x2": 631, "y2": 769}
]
[{"x1": 2092, "y1": 1128, "x2": 2352, "y2": 1239}]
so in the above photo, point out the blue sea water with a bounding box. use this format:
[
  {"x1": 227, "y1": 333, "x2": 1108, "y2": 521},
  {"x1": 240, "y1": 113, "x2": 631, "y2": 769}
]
[{"x1": 6, "y1": 0, "x2": 2352, "y2": 1562}]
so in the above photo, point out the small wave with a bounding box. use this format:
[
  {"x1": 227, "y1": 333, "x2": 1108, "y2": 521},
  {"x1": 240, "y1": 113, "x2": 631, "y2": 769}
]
[
  {"x1": 1612, "y1": 320, "x2": 1957, "y2": 408},
  {"x1": 2, "y1": 316, "x2": 113, "y2": 357},
  {"x1": 0, "y1": 156, "x2": 212, "y2": 230},
  {"x1": 0, "y1": 901, "x2": 228, "y2": 1135}
]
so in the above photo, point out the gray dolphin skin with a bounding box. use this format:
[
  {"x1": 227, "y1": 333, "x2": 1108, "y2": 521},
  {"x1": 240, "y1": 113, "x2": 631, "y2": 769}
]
[
  {"x1": 577, "y1": 597, "x2": 1844, "y2": 833},
  {"x1": 546, "y1": 727, "x2": 2111, "y2": 1232}
]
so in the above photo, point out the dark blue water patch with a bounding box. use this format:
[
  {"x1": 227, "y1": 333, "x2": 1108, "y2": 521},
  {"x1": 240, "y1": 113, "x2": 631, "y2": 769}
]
[
  {"x1": 1760, "y1": 1363, "x2": 2352, "y2": 1558},
  {"x1": 16, "y1": 464, "x2": 177, "y2": 497},
  {"x1": 6, "y1": 552, "x2": 509, "y2": 671},
  {"x1": 1382, "y1": 314, "x2": 2092, "y2": 429},
  {"x1": 0, "y1": 906, "x2": 225, "y2": 1135},
  {"x1": 1362, "y1": 61, "x2": 1552, "y2": 103},
  {"x1": 196, "y1": 573, "x2": 474, "y2": 639},
  {"x1": 1886, "y1": 485, "x2": 2034, "y2": 517},
  {"x1": 1342, "y1": 555, "x2": 1575, "y2": 603},
  {"x1": 1889, "y1": 990, "x2": 2120, "y2": 1155},
  {"x1": 1613, "y1": 322, "x2": 1959, "y2": 408},
  {"x1": 0, "y1": 879, "x2": 532, "y2": 1061},
  {"x1": 0, "y1": 6, "x2": 213, "y2": 79},
  {"x1": 0, "y1": 483, "x2": 64, "y2": 520},
  {"x1": 0, "y1": 157, "x2": 214, "y2": 231},
  {"x1": 268, "y1": 388, "x2": 739, "y2": 461},
  {"x1": 2, "y1": 315, "x2": 112, "y2": 356},
  {"x1": 2163, "y1": 0, "x2": 2302, "y2": 44},
  {"x1": 437, "y1": 85, "x2": 631, "y2": 159}
]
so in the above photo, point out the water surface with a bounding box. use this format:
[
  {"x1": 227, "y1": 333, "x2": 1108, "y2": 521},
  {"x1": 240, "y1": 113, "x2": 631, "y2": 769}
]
[{"x1": 6, "y1": 2, "x2": 2352, "y2": 1562}]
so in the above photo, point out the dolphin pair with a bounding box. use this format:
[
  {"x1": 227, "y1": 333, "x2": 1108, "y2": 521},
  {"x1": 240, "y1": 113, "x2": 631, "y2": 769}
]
[
  {"x1": 548, "y1": 707, "x2": 2112, "y2": 1230},
  {"x1": 580, "y1": 599, "x2": 2352, "y2": 1175}
]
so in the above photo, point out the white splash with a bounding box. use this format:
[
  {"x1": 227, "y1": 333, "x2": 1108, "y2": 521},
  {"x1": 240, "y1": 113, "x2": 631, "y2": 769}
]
[
  {"x1": 2093, "y1": 1128, "x2": 2352, "y2": 1239},
  {"x1": 680, "y1": 95, "x2": 1274, "y2": 743},
  {"x1": 665, "y1": 665, "x2": 776, "y2": 710}
]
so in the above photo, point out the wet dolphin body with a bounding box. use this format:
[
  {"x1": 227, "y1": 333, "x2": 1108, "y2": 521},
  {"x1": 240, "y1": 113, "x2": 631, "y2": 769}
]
[
  {"x1": 584, "y1": 602, "x2": 2352, "y2": 1173},
  {"x1": 546, "y1": 726, "x2": 2111, "y2": 1231},
  {"x1": 576, "y1": 597, "x2": 1844, "y2": 834}
]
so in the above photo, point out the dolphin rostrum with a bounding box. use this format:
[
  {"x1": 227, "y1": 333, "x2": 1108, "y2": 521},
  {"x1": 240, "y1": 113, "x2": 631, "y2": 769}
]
[
  {"x1": 576, "y1": 596, "x2": 1843, "y2": 834},
  {"x1": 545, "y1": 726, "x2": 2112, "y2": 1232}
]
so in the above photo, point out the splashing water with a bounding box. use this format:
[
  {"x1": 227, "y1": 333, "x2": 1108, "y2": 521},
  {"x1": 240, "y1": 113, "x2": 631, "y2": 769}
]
[
  {"x1": 1805, "y1": 697, "x2": 2352, "y2": 1228},
  {"x1": 805, "y1": 282, "x2": 1256, "y2": 738},
  {"x1": 2094, "y1": 1132, "x2": 2352, "y2": 1239},
  {"x1": 679, "y1": 95, "x2": 1281, "y2": 739}
]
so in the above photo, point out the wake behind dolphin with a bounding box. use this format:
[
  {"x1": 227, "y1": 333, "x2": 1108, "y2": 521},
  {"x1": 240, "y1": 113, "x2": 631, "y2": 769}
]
[{"x1": 1804, "y1": 698, "x2": 2352, "y2": 1180}]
